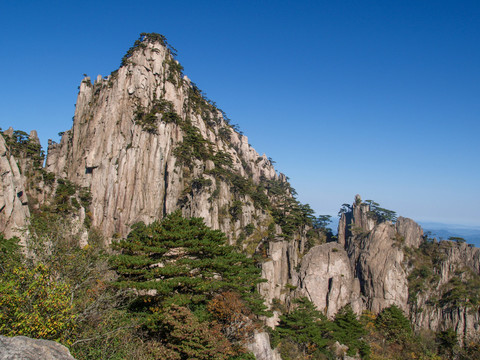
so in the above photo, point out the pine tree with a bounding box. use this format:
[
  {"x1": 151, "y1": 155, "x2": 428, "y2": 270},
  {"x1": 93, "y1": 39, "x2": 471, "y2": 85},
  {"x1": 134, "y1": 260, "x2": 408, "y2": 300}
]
[
  {"x1": 273, "y1": 297, "x2": 331, "y2": 358},
  {"x1": 110, "y1": 211, "x2": 267, "y2": 318},
  {"x1": 332, "y1": 305, "x2": 370, "y2": 358}
]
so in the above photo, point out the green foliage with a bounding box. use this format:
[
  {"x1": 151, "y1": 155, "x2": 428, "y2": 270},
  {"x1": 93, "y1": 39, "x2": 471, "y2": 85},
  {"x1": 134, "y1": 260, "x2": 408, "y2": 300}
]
[
  {"x1": 0, "y1": 234, "x2": 21, "y2": 272},
  {"x1": 134, "y1": 99, "x2": 179, "y2": 133},
  {"x1": 436, "y1": 328, "x2": 458, "y2": 357},
  {"x1": 273, "y1": 297, "x2": 331, "y2": 358},
  {"x1": 364, "y1": 200, "x2": 397, "y2": 223},
  {"x1": 174, "y1": 119, "x2": 212, "y2": 167},
  {"x1": 375, "y1": 305, "x2": 412, "y2": 344},
  {"x1": 440, "y1": 274, "x2": 480, "y2": 308},
  {"x1": 332, "y1": 305, "x2": 370, "y2": 358},
  {"x1": 0, "y1": 263, "x2": 76, "y2": 344},
  {"x1": 41, "y1": 170, "x2": 56, "y2": 186},
  {"x1": 229, "y1": 200, "x2": 244, "y2": 221},
  {"x1": 245, "y1": 224, "x2": 255, "y2": 236},
  {"x1": 154, "y1": 304, "x2": 234, "y2": 359},
  {"x1": 313, "y1": 215, "x2": 332, "y2": 231},
  {"x1": 54, "y1": 178, "x2": 79, "y2": 213},
  {"x1": 1, "y1": 129, "x2": 45, "y2": 170},
  {"x1": 263, "y1": 178, "x2": 316, "y2": 239},
  {"x1": 110, "y1": 211, "x2": 267, "y2": 318},
  {"x1": 448, "y1": 236, "x2": 466, "y2": 244},
  {"x1": 165, "y1": 58, "x2": 184, "y2": 85},
  {"x1": 338, "y1": 203, "x2": 352, "y2": 217}
]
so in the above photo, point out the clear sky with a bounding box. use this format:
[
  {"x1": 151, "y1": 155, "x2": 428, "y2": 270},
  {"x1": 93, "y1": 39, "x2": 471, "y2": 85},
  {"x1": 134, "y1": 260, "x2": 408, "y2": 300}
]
[{"x1": 1, "y1": 0, "x2": 479, "y2": 226}]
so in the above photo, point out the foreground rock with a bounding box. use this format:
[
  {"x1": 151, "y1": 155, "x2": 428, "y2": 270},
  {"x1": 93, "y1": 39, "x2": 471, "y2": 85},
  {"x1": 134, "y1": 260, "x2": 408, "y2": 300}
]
[{"x1": 0, "y1": 336, "x2": 76, "y2": 360}]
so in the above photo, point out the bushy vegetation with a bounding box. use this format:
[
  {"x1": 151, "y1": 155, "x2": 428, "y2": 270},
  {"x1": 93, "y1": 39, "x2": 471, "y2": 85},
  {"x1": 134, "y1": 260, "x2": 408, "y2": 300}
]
[
  {"x1": 406, "y1": 235, "x2": 480, "y2": 309},
  {"x1": 121, "y1": 32, "x2": 177, "y2": 67},
  {"x1": 134, "y1": 99, "x2": 180, "y2": 133},
  {"x1": 364, "y1": 200, "x2": 397, "y2": 223},
  {"x1": 110, "y1": 211, "x2": 267, "y2": 315},
  {"x1": 0, "y1": 210, "x2": 266, "y2": 359},
  {"x1": 271, "y1": 298, "x2": 370, "y2": 359}
]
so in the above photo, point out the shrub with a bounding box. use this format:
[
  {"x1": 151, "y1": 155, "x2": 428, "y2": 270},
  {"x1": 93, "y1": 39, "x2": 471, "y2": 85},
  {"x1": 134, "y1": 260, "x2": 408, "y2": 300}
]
[
  {"x1": 375, "y1": 305, "x2": 412, "y2": 344},
  {"x1": 0, "y1": 263, "x2": 77, "y2": 344}
]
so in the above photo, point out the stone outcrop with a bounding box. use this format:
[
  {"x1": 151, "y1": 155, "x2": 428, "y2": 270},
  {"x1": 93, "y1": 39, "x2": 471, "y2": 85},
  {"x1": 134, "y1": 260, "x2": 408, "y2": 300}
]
[
  {"x1": 334, "y1": 196, "x2": 480, "y2": 342},
  {"x1": 0, "y1": 133, "x2": 30, "y2": 241},
  {"x1": 247, "y1": 332, "x2": 282, "y2": 360},
  {"x1": 395, "y1": 216, "x2": 423, "y2": 248},
  {"x1": 0, "y1": 336, "x2": 76, "y2": 360},
  {"x1": 45, "y1": 36, "x2": 278, "y2": 241},
  {"x1": 409, "y1": 240, "x2": 480, "y2": 343},
  {"x1": 354, "y1": 222, "x2": 409, "y2": 313},
  {"x1": 337, "y1": 199, "x2": 409, "y2": 313},
  {"x1": 294, "y1": 242, "x2": 362, "y2": 318}
]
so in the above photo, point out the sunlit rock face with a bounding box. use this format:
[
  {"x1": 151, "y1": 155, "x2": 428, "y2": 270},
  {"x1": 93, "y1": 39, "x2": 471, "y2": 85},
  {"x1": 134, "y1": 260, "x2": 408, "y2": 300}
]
[
  {"x1": 46, "y1": 37, "x2": 278, "y2": 240},
  {"x1": 294, "y1": 242, "x2": 362, "y2": 318},
  {"x1": 38, "y1": 34, "x2": 480, "y2": 345},
  {"x1": 0, "y1": 133, "x2": 30, "y2": 242}
]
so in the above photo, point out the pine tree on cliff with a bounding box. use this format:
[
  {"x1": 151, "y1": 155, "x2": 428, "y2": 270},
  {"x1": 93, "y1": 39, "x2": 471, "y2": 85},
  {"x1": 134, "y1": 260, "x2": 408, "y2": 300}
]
[{"x1": 110, "y1": 211, "x2": 267, "y2": 318}]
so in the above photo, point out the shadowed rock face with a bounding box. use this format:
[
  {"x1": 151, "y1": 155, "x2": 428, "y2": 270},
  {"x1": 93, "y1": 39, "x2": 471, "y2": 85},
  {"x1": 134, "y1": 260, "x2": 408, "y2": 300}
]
[
  {"x1": 0, "y1": 336, "x2": 76, "y2": 360},
  {"x1": 0, "y1": 134, "x2": 30, "y2": 241}
]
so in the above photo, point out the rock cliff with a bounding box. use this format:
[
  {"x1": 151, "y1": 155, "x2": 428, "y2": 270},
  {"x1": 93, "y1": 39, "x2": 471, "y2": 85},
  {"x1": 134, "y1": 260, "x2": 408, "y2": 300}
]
[
  {"x1": 333, "y1": 196, "x2": 480, "y2": 342},
  {"x1": 45, "y1": 34, "x2": 280, "y2": 242},
  {"x1": 0, "y1": 132, "x2": 30, "y2": 241},
  {"x1": 3, "y1": 33, "x2": 479, "y2": 356}
]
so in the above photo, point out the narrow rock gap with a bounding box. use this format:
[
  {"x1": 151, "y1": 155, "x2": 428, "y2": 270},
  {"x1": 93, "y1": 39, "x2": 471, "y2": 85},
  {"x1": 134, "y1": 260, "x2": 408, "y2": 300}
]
[{"x1": 162, "y1": 161, "x2": 168, "y2": 217}]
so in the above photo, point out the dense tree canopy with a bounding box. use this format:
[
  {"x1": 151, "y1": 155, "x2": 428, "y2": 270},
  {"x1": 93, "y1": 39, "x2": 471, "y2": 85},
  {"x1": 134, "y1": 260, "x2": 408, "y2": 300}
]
[{"x1": 110, "y1": 211, "x2": 267, "y2": 316}]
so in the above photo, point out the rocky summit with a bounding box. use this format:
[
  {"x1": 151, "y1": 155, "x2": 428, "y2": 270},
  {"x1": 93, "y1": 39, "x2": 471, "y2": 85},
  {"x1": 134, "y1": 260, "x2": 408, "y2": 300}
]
[{"x1": 1, "y1": 33, "x2": 479, "y2": 359}]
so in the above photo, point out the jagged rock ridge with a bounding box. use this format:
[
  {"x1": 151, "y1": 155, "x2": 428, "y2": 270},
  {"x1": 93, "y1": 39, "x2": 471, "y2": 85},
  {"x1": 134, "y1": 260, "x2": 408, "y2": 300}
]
[
  {"x1": 46, "y1": 34, "x2": 285, "y2": 244},
  {"x1": 2, "y1": 33, "x2": 479, "y2": 357}
]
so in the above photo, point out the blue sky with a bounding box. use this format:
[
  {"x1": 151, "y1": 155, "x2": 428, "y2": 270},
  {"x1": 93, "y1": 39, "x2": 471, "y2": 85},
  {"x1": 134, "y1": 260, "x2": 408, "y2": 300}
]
[{"x1": 1, "y1": 0, "x2": 479, "y2": 226}]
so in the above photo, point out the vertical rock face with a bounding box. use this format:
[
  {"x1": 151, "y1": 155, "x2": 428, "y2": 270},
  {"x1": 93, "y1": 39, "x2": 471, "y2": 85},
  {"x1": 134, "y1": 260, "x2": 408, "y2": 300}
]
[
  {"x1": 395, "y1": 216, "x2": 423, "y2": 248},
  {"x1": 0, "y1": 134, "x2": 30, "y2": 241},
  {"x1": 247, "y1": 332, "x2": 282, "y2": 360},
  {"x1": 259, "y1": 240, "x2": 298, "y2": 306},
  {"x1": 294, "y1": 242, "x2": 362, "y2": 318},
  {"x1": 354, "y1": 222, "x2": 409, "y2": 313},
  {"x1": 46, "y1": 36, "x2": 278, "y2": 240},
  {"x1": 333, "y1": 196, "x2": 480, "y2": 342},
  {"x1": 409, "y1": 241, "x2": 480, "y2": 343},
  {"x1": 337, "y1": 199, "x2": 409, "y2": 313}
]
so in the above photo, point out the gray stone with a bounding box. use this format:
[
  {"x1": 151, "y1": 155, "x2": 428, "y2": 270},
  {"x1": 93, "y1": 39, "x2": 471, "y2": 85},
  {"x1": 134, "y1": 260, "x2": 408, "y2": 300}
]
[
  {"x1": 0, "y1": 134, "x2": 30, "y2": 242},
  {"x1": 0, "y1": 336, "x2": 76, "y2": 360},
  {"x1": 295, "y1": 242, "x2": 361, "y2": 317},
  {"x1": 247, "y1": 331, "x2": 281, "y2": 360}
]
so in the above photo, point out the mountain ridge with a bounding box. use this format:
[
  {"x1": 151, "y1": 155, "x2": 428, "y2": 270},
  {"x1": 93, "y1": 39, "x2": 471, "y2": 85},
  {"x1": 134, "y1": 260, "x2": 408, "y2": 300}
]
[{"x1": 1, "y1": 33, "x2": 479, "y2": 359}]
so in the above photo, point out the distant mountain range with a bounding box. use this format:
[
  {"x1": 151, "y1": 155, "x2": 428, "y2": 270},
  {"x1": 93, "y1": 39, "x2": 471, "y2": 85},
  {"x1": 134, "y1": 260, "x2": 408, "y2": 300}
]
[
  {"x1": 418, "y1": 221, "x2": 480, "y2": 247},
  {"x1": 329, "y1": 218, "x2": 480, "y2": 247}
]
